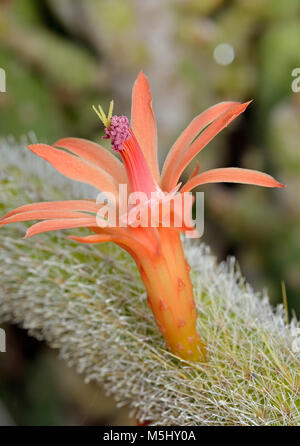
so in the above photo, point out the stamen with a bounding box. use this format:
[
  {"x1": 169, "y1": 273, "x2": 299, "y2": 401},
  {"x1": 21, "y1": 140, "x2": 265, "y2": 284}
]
[
  {"x1": 92, "y1": 101, "x2": 130, "y2": 152},
  {"x1": 104, "y1": 115, "x2": 131, "y2": 152}
]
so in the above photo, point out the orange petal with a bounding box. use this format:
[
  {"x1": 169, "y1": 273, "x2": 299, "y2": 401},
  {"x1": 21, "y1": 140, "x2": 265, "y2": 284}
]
[
  {"x1": 55, "y1": 137, "x2": 127, "y2": 184},
  {"x1": 161, "y1": 101, "x2": 239, "y2": 190},
  {"x1": 131, "y1": 71, "x2": 160, "y2": 183},
  {"x1": 0, "y1": 200, "x2": 100, "y2": 221},
  {"x1": 24, "y1": 217, "x2": 97, "y2": 238},
  {"x1": 121, "y1": 130, "x2": 159, "y2": 197},
  {"x1": 92, "y1": 226, "x2": 160, "y2": 258},
  {"x1": 181, "y1": 167, "x2": 285, "y2": 192},
  {"x1": 68, "y1": 234, "x2": 114, "y2": 244},
  {"x1": 27, "y1": 144, "x2": 119, "y2": 201},
  {"x1": 0, "y1": 209, "x2": 90, "y2": 227},
  {"x1": 187, "y1": 162, "x2": 200, "y2": 181}
]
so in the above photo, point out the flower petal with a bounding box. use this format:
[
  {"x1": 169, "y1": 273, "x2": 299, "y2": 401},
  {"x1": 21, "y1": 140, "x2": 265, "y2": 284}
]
[
  {"x1": 161, "y1": 101, "x2": 239, "y2": 190},
  {"x1": 0, "y1": 209, "x2": 90, "y2": 227},
  {"x1": 0, "y1": 200, "x2": 100, "y2": 221},
  {"x1": 131, "y1": 71, "x2": 160, "y2": 183},
  {"x1": 187, "y1": 162, "x2": 200, "y2": 181},
  {"x1": 54, "y1": 137, "x2": 127, "y2": 184},
  {"x1": 27, "y1": 144, "x2": 119, "y2": 201},
  {"x1": 120, "y1": 130, "x2": 159, "y2": 197},
  {"x1": 91, "y1": 225, "x2": 160, "y2": 258},
  {"x1": 68, "y1": 234, "x2": 114, "y2": 244},
  {"x1": 181, "y1": 167, "x2": 285, "y2": 192},
  {"x1": 24, "y1": 217, "x2": 97, "y2": 238}
]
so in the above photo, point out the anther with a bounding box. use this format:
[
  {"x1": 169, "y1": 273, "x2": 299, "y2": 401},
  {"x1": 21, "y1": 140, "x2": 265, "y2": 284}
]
[{"x1": 103, "y1": 115, "x2": 130, "y2": 152}]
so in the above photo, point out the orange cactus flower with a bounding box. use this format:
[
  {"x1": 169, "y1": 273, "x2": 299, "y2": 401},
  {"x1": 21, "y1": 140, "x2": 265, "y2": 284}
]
[{"x1": 0, "y1": 72, "x2": 284, "y2": 361}]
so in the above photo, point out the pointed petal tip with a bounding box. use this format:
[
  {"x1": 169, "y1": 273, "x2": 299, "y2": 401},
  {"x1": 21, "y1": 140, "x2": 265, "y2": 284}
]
[
  {"x1": 54, "y1": 138, "x2": 66, "y2": 147},
  {"x1": 26, "y1": 143, "x2": 48, "y2": 152},
  {"x1": 272, "y1": 178, "x2": 286, "y2": 188},
  {"x1": 137, "y1": 69, "x2": 146, "y2": 79},
  {"x1": 67, "y1": 235, "x2": 77, "y2": 241},
  {"x1": 135, "y1": 70, "x2": 151, "y2": 88},
  {"x1": 241, "y1": 100, "x2": 253, "y2": 111}
]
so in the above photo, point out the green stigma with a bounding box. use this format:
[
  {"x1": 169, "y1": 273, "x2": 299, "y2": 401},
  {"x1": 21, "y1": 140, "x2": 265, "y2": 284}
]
[{"x1": 92, "y1": 100, "x2": 114, "y2": 128}]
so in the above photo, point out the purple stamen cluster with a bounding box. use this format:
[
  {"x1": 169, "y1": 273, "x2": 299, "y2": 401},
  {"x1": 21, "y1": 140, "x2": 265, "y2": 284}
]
[{"x1": 103, "y1": 115, "x2": 130, "y2": 152}]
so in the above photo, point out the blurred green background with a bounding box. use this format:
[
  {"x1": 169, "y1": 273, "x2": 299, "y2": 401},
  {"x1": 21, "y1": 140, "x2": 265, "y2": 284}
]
[{"x1": 0, "y1": 0, "x2": 299, "y2": 425}]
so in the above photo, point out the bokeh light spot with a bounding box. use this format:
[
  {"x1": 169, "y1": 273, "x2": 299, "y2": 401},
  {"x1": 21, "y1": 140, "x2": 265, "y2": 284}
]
[{"x1": 213, "y1": 43, "x2": 235, "y2": 65}]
